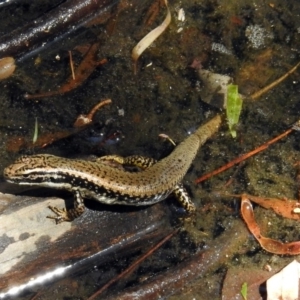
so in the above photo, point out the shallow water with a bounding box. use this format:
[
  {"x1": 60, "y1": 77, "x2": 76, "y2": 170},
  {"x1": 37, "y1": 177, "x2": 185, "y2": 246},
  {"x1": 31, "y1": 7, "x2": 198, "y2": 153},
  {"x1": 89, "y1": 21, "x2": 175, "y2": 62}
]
[{"x1": 0, "y1": 0, "x2": 300, "y2": 299}]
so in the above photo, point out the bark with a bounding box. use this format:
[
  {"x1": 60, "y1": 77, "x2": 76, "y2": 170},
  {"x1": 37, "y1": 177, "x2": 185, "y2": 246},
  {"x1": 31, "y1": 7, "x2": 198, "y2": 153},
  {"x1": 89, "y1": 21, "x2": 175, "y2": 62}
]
[{"x1": 0, "y1": 191, "x2": 173, "y2": 297}]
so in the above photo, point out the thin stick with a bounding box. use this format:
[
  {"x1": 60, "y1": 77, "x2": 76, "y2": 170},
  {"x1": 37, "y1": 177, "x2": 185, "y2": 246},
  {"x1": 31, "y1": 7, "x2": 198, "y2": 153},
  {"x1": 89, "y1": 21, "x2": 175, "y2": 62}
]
[
  {"x1": 195, "y1": 127, "x2": 293, "y2": 184},
  {"x1": 223, "y1": 161, "x2": 245, "y2": 188},
  {"x1": 250, "y1": 61, "x2": 300, "y2": 100},
  {"x1": 86, "y1": 99, "x2": 112, "y2": 120},
  {"x1": 159, "y1": 133, "x2": 176, "y2": 146},
  {"x1": 87, "y1": 229, "x2": 179, "y2": 300},
  {"x1": 25, "y1": 44, "x2": 106, "y2": 99},
  {"x1": 73, "y1": 98, "x2": 112, "y2": 128},
  {"x1": 68, "y1": 50, "x2": 75, "y2": 80}
]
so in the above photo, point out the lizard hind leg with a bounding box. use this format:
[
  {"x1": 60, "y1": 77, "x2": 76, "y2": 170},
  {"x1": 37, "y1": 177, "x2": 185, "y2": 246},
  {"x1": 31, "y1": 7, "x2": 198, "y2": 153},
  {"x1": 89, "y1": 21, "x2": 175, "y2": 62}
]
[{"x1": 172, "y1": 185, "x2": 196, "y2": 213}]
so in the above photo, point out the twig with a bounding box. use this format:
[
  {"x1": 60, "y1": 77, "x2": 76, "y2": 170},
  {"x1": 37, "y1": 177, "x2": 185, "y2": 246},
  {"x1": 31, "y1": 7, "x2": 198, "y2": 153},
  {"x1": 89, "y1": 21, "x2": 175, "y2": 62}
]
[
  {"x1": 73, "y1": 98, "x2": 112, "y2": 128},
  {"x1": 199, "y1": 62, "x2": 300, "y2": 183},
  {"x1": 87, "y1": 228, "x2": 179, "y2": 300},
  {"x1": 25, "y1": 43, "x2": 107, "y2": 99},
  {"x1": 86, "y1": 99, "x2": 112, "y2": 121},
  {"x1": 195, "y1": 126, "x2": 294, "y2": 184},
  {"x1": 223, "y1": 161, "x2": 245, "y2": 188},
  {"x1": 68, "y1": 50, "x2": 75, "y2": 80},
  {"x1": 158, "y1": 133, "x2": 176, "y2": 146},
  {"x1": 250, "y1": 61, "x2": 300, "y2": 100}
]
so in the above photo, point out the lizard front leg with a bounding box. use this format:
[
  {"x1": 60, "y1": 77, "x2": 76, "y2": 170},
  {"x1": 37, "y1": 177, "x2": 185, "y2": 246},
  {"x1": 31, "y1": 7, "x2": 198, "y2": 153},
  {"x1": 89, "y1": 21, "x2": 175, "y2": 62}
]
[{"x1": 47, "y1": 190, "x2": 85, "y2": 223}]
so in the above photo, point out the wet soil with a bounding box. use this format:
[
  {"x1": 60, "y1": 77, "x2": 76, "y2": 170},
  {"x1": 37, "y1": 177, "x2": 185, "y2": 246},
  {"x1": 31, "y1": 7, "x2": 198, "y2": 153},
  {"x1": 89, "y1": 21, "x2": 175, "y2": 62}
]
[{"x1": 0, "y1": 0, "x2": 300, "y2": 299}]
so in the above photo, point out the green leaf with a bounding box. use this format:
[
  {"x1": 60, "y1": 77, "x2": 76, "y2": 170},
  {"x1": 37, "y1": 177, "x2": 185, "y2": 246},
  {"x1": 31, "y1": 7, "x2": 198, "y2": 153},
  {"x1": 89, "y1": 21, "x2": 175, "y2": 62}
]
[
  {"x1": 226, "y1": 84, "x2": 243, "y2": 138},
  {"x1": 240, "y1": 282, "x2": 248, "y2": 300}
]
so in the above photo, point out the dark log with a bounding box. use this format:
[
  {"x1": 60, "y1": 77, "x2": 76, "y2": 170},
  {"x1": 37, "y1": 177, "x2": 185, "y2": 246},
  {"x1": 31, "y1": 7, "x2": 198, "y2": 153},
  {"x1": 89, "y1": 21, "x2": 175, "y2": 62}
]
[
  {"x1": 107, "y1": 219, "x2": 249, "y2": 300},
  {"x1": 0, "y1": 0, "x2": 120, "y2": 60},
  {"x1": 0, "y1": 191, "x2": 173, "y2": 298},
  {"x1": 0, "y1": 0, "x2": 19, "y2": 8}
]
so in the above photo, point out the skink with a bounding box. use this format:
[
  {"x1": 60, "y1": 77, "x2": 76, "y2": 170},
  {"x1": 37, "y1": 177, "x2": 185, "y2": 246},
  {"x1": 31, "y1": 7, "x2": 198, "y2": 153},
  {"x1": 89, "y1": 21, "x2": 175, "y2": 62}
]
[{"x1": 4, "y1": 114, "x2": 221, "y2": 222}]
